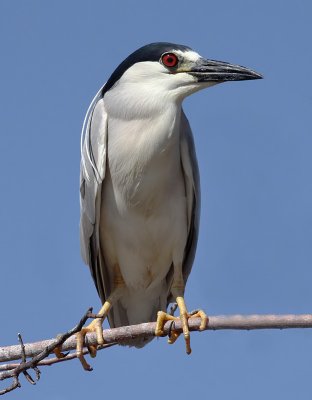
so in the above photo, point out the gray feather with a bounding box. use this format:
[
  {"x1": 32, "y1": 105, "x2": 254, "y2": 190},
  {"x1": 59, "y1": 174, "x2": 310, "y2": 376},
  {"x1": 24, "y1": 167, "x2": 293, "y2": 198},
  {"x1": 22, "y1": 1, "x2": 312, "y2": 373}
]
[
  {"x1": 80, "y1": 87, "x2": 111, "y2": 313},
  {"x1": 179, "y1": 110, "x2": 201, "y2": 284}
]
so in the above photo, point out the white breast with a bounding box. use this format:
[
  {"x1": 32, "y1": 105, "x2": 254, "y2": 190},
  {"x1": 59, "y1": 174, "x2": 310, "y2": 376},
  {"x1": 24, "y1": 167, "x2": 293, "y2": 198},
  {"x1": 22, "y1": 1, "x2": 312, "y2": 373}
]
[
  {"x1": 108, "y1": 104, "x2": 182, "y2": 204},
  {"x1": 99, "y1": 104, "x2": 188, "y2": 290}
]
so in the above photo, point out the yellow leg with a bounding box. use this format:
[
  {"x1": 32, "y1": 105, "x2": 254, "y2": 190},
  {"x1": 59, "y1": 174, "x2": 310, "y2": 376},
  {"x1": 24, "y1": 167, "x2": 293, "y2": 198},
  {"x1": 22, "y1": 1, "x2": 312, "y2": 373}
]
[
  {"x1": 56, "y1": 264, "x2": 125, "y2": 371},
  {"x1": 155, "y1": 311, "x2": 178, "y2": 337},
  {"x1": 155, "y1": 268, "x2": 208, "y2": 354},
  {"x1": 76, "y1": 289, "x2": 121, "y2": 371}
]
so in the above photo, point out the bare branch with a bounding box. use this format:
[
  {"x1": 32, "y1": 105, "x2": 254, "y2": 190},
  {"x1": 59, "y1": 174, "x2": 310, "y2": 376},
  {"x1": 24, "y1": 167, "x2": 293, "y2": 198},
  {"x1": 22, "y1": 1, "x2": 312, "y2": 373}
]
[
  {"x1": 1, "y1": 313, "x2": 312, "y2": 363},
  {"x1": 1, "y1": 313, "x2": 312, "y2": 395},
  {"x1": 0, "y1": 308, "x2": 93, "y2": 395},
  {"x1": 0, "y1": 343, "x2": 116, "y2": 373}
]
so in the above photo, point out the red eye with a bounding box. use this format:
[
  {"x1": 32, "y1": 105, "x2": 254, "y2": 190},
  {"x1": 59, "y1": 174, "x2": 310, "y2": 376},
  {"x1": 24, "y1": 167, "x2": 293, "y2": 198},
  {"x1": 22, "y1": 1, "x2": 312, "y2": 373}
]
[{"x1": 161, "y1": 53, "x2": 178, "y2": 68}]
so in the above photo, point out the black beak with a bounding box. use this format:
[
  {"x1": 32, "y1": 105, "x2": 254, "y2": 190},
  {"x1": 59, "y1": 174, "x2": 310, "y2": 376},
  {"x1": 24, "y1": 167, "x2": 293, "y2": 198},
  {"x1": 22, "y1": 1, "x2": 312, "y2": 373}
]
[{"x1": 189, "y1": 58, "x2": 262, "y2": 82}]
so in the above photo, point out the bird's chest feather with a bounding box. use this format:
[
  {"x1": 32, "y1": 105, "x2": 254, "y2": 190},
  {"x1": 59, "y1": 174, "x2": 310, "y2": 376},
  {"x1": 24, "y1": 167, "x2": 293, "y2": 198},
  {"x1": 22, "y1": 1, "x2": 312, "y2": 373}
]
[
  {"x1": 106, "y1": 110, "x2": 183, "y2": 211},
  {"x1": 101, "y1": 111, "x2": 188, "y2": 289}
]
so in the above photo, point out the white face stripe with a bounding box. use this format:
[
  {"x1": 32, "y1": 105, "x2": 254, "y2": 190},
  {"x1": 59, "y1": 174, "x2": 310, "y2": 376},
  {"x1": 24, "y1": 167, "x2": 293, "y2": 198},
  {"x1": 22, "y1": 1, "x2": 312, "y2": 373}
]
[{"x1": 175, "y1": 49, "x2": 201, "y2": 62}]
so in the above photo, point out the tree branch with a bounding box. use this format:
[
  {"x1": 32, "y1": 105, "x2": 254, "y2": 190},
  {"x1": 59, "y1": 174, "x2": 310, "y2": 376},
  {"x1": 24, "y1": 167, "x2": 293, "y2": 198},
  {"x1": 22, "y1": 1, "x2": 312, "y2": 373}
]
[
  {"x1": 1, "y1": 313, "x2": 312, "y2": 395},
  {"x1": 0, "y1": 308, "x2": 94, "y2": 395}
]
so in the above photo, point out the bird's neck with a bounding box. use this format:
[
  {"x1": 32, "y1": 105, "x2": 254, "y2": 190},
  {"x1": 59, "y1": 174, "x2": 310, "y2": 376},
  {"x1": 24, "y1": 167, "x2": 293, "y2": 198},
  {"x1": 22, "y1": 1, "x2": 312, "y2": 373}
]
[{"x1": 104, "y1": 83, "x2": 183, "y2": 120}]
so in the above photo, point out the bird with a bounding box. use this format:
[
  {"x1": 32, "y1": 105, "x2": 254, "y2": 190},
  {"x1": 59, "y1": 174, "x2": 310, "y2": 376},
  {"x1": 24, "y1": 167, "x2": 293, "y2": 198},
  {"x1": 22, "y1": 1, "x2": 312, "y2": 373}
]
[{"x1": 76, "y1": 42, "x2": 262, "y2": 370}]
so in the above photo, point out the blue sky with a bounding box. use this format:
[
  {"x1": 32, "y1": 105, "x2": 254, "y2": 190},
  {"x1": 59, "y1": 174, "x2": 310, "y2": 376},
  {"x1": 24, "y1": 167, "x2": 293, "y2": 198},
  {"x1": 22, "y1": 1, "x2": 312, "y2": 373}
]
[{"x1": 1, "y1": 1, "x2": 312, "y2": 399}]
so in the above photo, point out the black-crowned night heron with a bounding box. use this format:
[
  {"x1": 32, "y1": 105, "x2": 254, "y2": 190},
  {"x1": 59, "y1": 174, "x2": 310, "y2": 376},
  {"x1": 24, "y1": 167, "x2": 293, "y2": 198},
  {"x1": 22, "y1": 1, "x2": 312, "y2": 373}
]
[{"x1": 76, "y1": 42, "x2": 261, "y2": 370}]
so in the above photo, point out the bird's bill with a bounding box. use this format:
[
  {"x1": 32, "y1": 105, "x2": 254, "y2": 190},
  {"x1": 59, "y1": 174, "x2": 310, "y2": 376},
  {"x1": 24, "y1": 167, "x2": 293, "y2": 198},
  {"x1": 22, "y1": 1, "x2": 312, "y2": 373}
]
[{"x1": 188, "y1": 58, "x2": 263, "y2": 82}]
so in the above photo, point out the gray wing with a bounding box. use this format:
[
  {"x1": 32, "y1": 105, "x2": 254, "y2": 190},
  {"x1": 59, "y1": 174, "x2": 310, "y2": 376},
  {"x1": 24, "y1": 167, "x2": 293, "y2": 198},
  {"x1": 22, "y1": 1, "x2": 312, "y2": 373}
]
[
  {"x1": 180, "y1": 109, "x2": 201, "y2": 283},
  {"x1": 80, "y1": 86, "x2": 110, "y2": 305}
]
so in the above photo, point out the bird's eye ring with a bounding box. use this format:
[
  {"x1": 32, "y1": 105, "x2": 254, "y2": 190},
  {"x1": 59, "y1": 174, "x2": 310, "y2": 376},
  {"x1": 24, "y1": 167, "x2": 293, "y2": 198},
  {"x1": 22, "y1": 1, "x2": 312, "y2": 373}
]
[{"x1": 161, "y1": 53, "x2": 179, "y2": 68}]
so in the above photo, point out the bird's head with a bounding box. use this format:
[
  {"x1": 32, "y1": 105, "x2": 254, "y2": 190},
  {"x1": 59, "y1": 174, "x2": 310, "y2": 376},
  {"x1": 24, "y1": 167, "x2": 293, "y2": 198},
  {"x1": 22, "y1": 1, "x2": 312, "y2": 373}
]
[{"x1": 102, "y1": 42, "x2": 262, "y2": 115}]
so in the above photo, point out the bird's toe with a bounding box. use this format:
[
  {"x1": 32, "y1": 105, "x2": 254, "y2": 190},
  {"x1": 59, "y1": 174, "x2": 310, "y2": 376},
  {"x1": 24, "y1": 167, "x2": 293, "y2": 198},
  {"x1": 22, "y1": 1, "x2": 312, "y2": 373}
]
[{"x1": 76, "y1": 318, "x2": 104, "y2": 371}]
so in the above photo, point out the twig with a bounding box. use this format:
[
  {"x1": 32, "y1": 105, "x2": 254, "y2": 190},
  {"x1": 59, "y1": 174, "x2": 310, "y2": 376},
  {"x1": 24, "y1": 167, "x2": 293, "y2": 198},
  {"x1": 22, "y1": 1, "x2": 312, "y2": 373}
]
[
  {"x1": 0, "y1": 308, "x2": 93, "y2": 395},
  {"x1": 0, "y1": 343, "x2": 116, "y2": 372},
  {"x1": 18, "y1": 333, "x2": 38, "y2": 386},
  {"x1": 1, "y1": 313, "x2": 312, "y2": 394}
]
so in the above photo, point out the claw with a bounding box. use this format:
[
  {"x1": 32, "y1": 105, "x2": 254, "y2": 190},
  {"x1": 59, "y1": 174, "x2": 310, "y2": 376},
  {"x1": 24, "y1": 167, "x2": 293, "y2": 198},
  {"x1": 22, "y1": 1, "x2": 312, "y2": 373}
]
[
  {"x1": 155, "y1": 298, "x2": 207, "y2": 354},
  {"x1": 167, "y1": 326, "x2": 180, "y2": 345},
  {"x1": 53, "y1": 274, "x2": 124, "y2": 372},
  {"x1": 53, "y1": 347, "x2": 68, "y2": 359},
  {"x1": 191, "y1": 310, "x2": 209, "y2": 330},
  {"x1": 155, "y1": 311, "x2": 176, "y2": 337},
  {"x1": 87, "y1": 344, "x2": 98, "y2": 358},
  {"x1": 72, "y1": 282, "x2": 123, "y2": 371},
  {"x1": 76, "y1": 318, "x2": 104, "y2": 371}
]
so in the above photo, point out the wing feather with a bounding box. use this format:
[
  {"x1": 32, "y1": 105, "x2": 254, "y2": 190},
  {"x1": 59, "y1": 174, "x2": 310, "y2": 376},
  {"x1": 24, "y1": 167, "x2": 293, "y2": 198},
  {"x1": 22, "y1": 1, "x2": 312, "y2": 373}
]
[
  {"x1": 180, "y1": 110, "x2": 201, "y2": 283},
  {"x1": 80, "y1": 86, "x2": 110, "y2": 307},
  {"x1": 80, "y1": 97, "x2": 200, "y2": 315}
]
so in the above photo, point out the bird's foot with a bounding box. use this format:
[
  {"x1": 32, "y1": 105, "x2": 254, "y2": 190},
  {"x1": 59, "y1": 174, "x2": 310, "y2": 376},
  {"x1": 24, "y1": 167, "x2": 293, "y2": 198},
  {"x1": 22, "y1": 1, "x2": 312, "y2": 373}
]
[
  {"x1": 53, "y1": 317, "x2": 104, "y2": 371},
  {"x1": 155, "y1": 300, "x2": 208, "y2": 354},
  {"x1": 75, "y1": 317, "x2": 104, "y2": 371}
]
